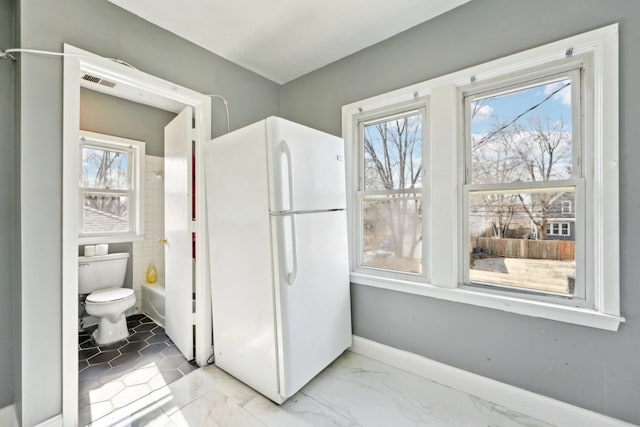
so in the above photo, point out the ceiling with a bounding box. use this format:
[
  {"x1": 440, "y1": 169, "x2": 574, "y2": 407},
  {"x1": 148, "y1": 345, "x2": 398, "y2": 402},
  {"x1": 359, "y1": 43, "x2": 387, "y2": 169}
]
[{"x1": 106, "y1": 0, "x2": 471, "y2": 84}]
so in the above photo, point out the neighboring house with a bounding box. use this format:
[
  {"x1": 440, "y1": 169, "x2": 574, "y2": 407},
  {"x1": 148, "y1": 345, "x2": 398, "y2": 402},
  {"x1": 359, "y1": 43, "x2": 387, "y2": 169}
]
[{"x1": 530, "y1": 193, "x2": 576, "y2": 241}]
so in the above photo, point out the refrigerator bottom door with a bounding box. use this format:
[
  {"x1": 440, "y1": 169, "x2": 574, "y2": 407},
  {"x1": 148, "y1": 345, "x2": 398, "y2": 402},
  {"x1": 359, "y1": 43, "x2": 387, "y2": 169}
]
[{"x1": 273, "y1": 210, "x2": 352, "y2": 399}]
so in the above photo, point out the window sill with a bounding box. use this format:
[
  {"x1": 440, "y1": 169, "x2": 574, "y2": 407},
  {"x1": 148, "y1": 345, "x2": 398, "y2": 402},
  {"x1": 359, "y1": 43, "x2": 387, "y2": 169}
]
[
  {"x1": 79, "y1": 234, "x2": 145, "y2": 245},
  {"x1": 350, "y1": 272, "x2": 624, "y2": 331}
]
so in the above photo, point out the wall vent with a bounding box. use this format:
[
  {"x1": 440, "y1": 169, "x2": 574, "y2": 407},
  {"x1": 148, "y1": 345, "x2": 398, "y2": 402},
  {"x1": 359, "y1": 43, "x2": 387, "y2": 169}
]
[
  {"x1": 81, "y1": 73, "x2": 117, "y2": 88},
  {"x1": 98, "y1": 79, "x2": 116, "y2": 88}
]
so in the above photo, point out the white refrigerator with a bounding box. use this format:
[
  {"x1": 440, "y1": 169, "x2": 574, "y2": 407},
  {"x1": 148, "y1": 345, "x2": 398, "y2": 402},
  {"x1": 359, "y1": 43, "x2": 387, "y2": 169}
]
[{"x1": 204, "y1": 116, "x2": 352, "y2": 404}]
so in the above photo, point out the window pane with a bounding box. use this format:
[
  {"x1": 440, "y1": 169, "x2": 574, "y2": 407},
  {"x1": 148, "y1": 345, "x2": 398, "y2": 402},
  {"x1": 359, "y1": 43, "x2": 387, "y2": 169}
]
[
  {"x1": 362, "y1": 193, "x2": 422, "y2": 274},
  {"x1": 363, "y1": 112, "x2": 423, "y2": 190},
  {"x1": 82, "y1": 147, "x2": 130, "y2": 189},
  {"x1": 83, "y1": 194, "x2": 129, "y2": 234},
  {"x1": 468, "y1": 189, "x2": 575, "y2": 294},
  {"x1": 470, "y1": 78, "x2": 573, "y2": 184}
]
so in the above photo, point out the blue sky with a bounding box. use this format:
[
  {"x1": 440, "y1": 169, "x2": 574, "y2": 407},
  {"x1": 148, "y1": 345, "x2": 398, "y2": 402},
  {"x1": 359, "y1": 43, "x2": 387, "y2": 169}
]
[{"x1": 471, "y1": 78, "x2": 572, "y2": 135}]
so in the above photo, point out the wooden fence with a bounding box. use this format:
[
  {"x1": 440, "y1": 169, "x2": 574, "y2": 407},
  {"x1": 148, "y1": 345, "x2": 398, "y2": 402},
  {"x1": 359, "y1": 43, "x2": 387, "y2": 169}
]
[{"x1": 472, "y1": 237, "x2": 575, "y2": 261}]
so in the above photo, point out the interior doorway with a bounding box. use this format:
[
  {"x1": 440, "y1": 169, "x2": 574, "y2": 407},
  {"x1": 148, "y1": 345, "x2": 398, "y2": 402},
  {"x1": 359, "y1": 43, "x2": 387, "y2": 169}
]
[{"x1": 62, "y1": 44, "x2": 213, "y2": 426}]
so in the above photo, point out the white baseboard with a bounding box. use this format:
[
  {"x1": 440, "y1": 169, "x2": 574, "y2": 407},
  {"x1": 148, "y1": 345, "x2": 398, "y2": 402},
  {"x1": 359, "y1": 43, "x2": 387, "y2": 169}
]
[
  {"x1": 350, "y1": 336, "x2": 634, "y2": 427},
  {"x1": 0, "y1": 404, "x2": 18, "y2": 427}
]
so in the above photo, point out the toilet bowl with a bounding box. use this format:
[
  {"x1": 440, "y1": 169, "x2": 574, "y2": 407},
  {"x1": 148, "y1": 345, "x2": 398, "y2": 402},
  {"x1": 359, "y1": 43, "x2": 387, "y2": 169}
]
[
  {"x1": 85, "y1": 287, "x2": 136, "y2": 344},
  {"x1": 79, "y1": 252, "x2": 135, "y2": 345}
]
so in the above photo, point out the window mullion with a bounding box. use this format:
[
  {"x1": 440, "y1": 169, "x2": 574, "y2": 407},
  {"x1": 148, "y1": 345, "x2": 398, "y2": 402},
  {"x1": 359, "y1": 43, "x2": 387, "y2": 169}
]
[
  {"x1": 79, "y1": 187, "x2": 129, "y2": 195},
  {"x1": 465, "y1": 179, "x2": 582, "y2": 194}
]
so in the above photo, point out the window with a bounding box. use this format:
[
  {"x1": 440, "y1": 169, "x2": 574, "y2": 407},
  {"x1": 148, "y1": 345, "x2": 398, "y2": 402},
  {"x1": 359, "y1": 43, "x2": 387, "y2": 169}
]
[
  {"x1": 356, "y1": 105, "x2": 427, "y2": 278},
  {"x1": 546, "y1": 221, "x2": 572, "y2": 236},
  {"x1": 343, "y1": 24, "x2": 621, "y2": 330},
  {"x1": 462, "y1": 64, "x2": 584, "y2": 303},
  {"x1": 79, "y1": 131, "x2": 145, "y2": 241}
]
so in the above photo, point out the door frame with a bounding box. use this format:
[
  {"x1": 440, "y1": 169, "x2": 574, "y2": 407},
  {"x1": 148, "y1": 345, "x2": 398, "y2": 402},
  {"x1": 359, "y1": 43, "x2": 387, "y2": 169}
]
[{"x1": 62, "y1": 44, "x2": 213, "y2": 426}]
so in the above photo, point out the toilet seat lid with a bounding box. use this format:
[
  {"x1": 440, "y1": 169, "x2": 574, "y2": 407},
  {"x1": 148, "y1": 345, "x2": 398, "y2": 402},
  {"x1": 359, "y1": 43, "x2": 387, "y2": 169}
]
[{"x1": 87, "y1": 287, "x2": 134, "y2": 303}]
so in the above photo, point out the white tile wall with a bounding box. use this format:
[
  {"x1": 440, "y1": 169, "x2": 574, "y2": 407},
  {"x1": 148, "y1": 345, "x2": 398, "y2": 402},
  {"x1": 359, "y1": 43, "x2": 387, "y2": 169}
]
[{"x1": 132, "y1": 155, "x2": 165, "y2": 312}]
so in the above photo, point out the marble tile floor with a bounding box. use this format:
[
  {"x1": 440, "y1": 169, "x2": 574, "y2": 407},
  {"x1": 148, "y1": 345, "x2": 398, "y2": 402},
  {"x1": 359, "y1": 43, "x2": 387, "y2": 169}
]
[
  {"x1": 86, "y1": 350, "x2": 552, "y2": 427},
  {"x1": 79, "y1": 314, "x2": 198, "y2": 426}
]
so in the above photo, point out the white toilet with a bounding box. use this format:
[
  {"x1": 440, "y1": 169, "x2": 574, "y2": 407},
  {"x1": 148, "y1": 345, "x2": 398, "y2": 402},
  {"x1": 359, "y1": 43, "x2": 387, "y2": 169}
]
[{"x1": 79, "y1": 252, "x2": 136, "y2": 345}]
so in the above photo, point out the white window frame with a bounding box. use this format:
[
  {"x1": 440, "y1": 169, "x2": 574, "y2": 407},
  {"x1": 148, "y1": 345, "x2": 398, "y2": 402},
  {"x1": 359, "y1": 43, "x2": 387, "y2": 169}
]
[
  {"x1": 354, "y1": 100, "x2": 429, "y2": 281},
  {"x1": 78, "y1": 130, "x2": 145, "y2": 243},
  {"x1": 460, "y1": 61, "x2": 587, "y2": 307},
  {"x1": 562, "y1": 200, "x2": 573, "y2": 214},
  {"x1": 342, "y1": 24, "x2": 622, "y2": 331}
]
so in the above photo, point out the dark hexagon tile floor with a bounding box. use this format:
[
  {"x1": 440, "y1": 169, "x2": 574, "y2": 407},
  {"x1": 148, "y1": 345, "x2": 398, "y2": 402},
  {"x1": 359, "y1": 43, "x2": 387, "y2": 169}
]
[{"x1": 78, "y1": 314, "x2": 197, "y2": 426}]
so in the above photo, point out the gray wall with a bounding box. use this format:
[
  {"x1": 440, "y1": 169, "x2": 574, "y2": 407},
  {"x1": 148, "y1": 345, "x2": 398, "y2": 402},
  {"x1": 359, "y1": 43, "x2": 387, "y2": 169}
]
[
  {"x1": 12, "y1": 0, "x2": 640, "y2": 424},
  {"x1": 280, "y1": 0, "x2": 640, "y2": 424},
  {"x1": 16, "y1": 0, "x2": 279, "y2": 424},
  {"x1": 80, "y1": 88, "x2": 177, "y2": 157},
  {"x1": 0, "y1": 0, "x2": 15, "y2": 411}
]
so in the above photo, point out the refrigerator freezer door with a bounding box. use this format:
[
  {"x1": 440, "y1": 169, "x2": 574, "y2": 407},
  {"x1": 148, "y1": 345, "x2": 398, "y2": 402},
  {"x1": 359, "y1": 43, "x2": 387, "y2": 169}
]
[
  {"x1": 272, "y1": 210, "x2": 352, "y2": 399},
  {"x1": 268, "y1": 117, "x2": 346, "y2": 213}
]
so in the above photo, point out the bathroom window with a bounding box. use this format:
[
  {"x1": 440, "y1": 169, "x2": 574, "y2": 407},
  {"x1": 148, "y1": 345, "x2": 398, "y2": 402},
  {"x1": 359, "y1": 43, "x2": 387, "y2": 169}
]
[{"x1": 79, "y1": 131, "x2": 145, "y2": 242}]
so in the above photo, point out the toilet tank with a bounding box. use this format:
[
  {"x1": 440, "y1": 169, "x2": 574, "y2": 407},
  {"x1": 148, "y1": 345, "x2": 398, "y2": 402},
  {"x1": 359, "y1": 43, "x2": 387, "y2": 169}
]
[{"x1": 78, "y1": 252, "x2": 129, "y2": 294}]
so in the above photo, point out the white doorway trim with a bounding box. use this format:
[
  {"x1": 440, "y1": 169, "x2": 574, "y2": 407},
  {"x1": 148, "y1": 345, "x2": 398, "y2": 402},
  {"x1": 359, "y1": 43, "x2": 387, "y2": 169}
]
[{"x1": 62, "y1": 44, "x2": 213, "y2": 426}]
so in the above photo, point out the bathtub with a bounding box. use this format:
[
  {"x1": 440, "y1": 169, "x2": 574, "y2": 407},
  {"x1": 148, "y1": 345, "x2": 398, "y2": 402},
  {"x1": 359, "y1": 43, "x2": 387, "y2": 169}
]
[{"x1": 141, "y1": 282, "x2": 165, "y2": 327}]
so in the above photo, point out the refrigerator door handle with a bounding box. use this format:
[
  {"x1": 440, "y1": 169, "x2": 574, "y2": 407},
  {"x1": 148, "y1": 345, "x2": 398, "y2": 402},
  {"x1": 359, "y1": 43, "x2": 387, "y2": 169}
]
[
  {"x1": 281, "y1": 140, "x2": 299, "y2": 285},
  {"x1": 287, "y1": 214, "x2": 299, "y2": 286},
  {"x1": 280, "y1": 140, "x2": 295, "y2": 212}
]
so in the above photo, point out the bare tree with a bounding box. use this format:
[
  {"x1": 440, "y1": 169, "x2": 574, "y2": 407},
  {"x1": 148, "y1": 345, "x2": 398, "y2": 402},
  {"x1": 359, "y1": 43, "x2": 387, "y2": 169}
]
[
  {"x1": 83, "y1": 149, "x2": 128, "y2": 218},
  {"x1": 472, "y1": 113, "x2": 572, "y2": 240},
  {"x1": 472, "y1": 133, "x2": 521, "y2": 238}
]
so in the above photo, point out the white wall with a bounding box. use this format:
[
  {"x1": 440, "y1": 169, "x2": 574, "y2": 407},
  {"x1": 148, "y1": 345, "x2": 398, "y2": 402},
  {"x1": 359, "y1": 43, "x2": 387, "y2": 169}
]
[{"x1": 132, "y1": 155, "x2": 166, "y2": 311}]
